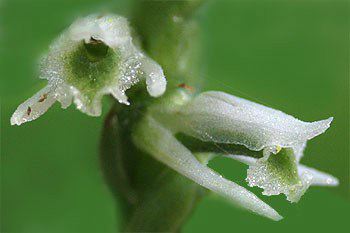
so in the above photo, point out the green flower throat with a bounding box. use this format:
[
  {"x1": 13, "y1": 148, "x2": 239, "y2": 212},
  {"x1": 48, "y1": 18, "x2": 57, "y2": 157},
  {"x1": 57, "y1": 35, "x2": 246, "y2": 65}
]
[{"x1": 65, "y1": 40, "x2": 120, "y2": 103}]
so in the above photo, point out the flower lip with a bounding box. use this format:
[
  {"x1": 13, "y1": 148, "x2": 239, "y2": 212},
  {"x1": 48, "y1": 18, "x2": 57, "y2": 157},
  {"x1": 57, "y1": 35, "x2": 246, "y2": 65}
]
[{"x1": 230, "y1": 152, "x2": 339, "y2": 202}]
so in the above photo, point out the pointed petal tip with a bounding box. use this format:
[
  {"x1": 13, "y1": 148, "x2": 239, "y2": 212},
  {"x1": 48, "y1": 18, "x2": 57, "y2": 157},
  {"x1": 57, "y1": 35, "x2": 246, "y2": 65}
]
[
  {"x1": 322, "y1": 117, "x2": 334, "y2": 129},
  {"x1": 311, "y1": 175, "x2": 339, "y2": 187},
  {"x1": 298, "y1": 164, "x2": 339, "y2": 187},
  {"x1": 10, "y1": 121, "x2": 19, "y2": 126},
  {"x1": 226, "y1": 183, "x2": 283, "y2": 221},
  {"x1": 10, "y1": 110, "x2": 27, "y2": 126},
  {"x1": 257, "y1": 203, "x2": 283, "y2": 221},
  {"x1": 10, "y1": 116, "x2": 19, "y2": 126},
  {"x1": 313, "y1": 172, "x2": 339, "y2": 186},
  {"x1": 305, "y1": 117, "x2": 333, "y2": 140},
  {"x1": 328, "y1": 177, "x2": 339, "y2": 186},
  {"x1": 313, "y1": 116, "x2": 333, "y2": 129},
  {"x1": 272, "y1": 212, "x2": 284, "y2": 221}
]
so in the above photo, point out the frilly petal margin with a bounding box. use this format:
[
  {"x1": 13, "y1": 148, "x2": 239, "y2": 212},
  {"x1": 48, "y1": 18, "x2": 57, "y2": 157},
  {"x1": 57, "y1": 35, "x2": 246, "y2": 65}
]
[
  {"x1": 132, "y1": 115, "x2": 283, "y2": 221},
  {"x1": 232, "y1": 154, "x2": 339, "y2": 188},
  {"x1": 229, "y1": 154, "x2": 339, "y2": 201}
]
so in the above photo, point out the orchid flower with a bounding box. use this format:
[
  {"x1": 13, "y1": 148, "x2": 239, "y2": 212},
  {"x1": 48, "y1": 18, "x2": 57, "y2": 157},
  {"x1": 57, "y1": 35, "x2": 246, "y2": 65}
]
[
  {"x1": 132, "y1": 89, "x2": 338, "y2": 220},
  {"x1": 11, "y1": 14, "x2": 166, "y2": 126}
]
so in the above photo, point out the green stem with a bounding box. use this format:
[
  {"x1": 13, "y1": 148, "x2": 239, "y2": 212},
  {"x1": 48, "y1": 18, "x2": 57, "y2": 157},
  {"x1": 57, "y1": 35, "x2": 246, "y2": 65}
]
[
  {"x1": 100, "y1": 105, "x2": 205, "y2": 232},
  {"x1": 132, "y1": 0, "x2": 204, "y2": 89},
  {"x1": 99, "y1": 2, "x2": 206, "y2": 232}
]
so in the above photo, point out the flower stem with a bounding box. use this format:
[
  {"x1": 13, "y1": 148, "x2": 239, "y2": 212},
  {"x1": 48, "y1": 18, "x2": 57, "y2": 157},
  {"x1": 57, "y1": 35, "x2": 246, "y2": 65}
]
[{"x1": 99, "y1": 2, "x2": 206, "y2": 231}]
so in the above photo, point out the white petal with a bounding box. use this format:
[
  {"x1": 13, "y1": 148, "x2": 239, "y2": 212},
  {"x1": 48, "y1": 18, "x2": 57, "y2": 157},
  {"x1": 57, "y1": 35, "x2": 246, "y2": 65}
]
[
  {"x1": 11, "y1": 81, "x2": 76, "y2": 125},
  {"x1": 298, "y1": 165, "x2": 339, "y2": 186},
  {"x1": 146, "y1": 71, "x2": 167, "y2": 97},
  {"x1": 140, "y1": 57, "x2": 167, "y2": 97},
  {"x1": 110, "y1": 87, "x2": 130, "y2": 105},
  {"x1": 227, "y1": 155, "x2": 257, "y2": 166},
  {"x1": 68, "y1": 14, "x2": 131, "y2": 48},
  {"x1": 133, "y1": 116, "x2": 282, "y2": 221},
  {"x1": 168, "y1": 91, "x2": 332, "y2": 152},
  {"x1": 11, "y1": 85, "x2": 57, "y2": 126}
]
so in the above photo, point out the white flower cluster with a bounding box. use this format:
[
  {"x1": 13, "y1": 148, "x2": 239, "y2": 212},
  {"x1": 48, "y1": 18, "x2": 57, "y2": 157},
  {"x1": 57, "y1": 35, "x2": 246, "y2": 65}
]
[
  {"x1": 11, "y1": 13, "x2": 337, "y2": 222},
  {"x1": 11, "y1": 14, "x2": 166, "y2": 125}
]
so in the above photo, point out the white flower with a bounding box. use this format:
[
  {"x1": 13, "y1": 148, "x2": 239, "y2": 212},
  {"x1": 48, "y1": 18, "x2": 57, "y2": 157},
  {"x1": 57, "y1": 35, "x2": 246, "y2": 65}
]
[
  {"x1": 170, "y1": 91, "x2": 337, "y2": 202},
  {"x1": 11, "y1": 14, "x2": 167, "y2": 126},
  {"x1": 133, "y1": 89, "x2": 337, "y2": 220}
]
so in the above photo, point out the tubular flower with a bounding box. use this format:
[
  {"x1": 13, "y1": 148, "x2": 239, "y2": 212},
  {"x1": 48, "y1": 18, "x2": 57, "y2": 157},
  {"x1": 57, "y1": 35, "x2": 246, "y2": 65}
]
[
  {"x1": 11, "y1": 14, "x2": 166, "y2": 126},
  {"x1": 132, "y1": 89, "x2": 337, "y2": 220}
]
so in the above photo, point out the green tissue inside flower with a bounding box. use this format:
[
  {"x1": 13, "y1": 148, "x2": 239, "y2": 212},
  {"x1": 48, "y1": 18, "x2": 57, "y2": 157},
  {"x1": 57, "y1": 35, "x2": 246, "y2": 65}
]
[
  {"x1": 174, "y1": 133, "x2": 302, "y2": 195},
  {"x1": 65, "y1": 41, "x2": 120, "y2": 103},
  {"x1": 266, "y1": 149, "x2": 299, "y2": 185},
  {"x1": 174, "y1": 132, "x2": 301, "y2": 188},
  {"x1": 175, "y1": 133, "x2": 264, "y2": 159},
  {"x1": 246, "y1": 148, "x2": 305, "y2": 202}
]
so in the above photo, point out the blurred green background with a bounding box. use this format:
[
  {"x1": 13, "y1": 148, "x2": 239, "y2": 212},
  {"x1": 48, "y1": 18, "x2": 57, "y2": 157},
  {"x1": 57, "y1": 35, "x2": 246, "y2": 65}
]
[{"x1": 1, "y1": 0, "x2": 349, "y2": 232}]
